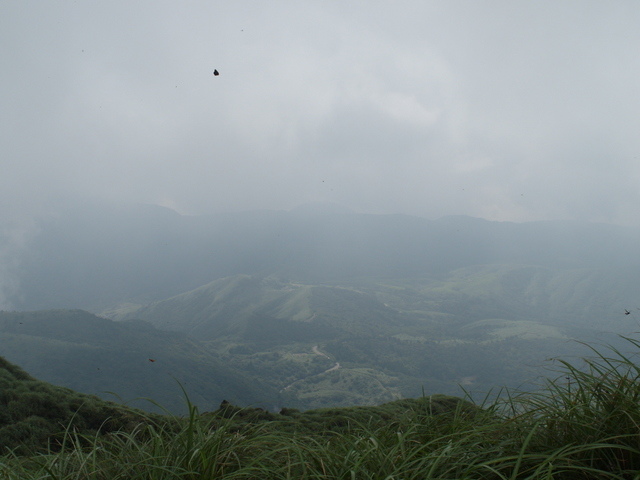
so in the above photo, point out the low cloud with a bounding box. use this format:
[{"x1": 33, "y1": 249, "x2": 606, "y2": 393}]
[{"x1": 2, "y1": 1, "x2": 640, "y2": 224}]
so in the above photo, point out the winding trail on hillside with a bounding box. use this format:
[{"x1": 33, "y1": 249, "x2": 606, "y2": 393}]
[
  {"x1": 312, "y1": 345, "x2": 340, "y2": 372},
  {"x1": 280, "y1": 346, "x2": 340, "y2": 392},
  {"x1": 312, "y1": 345, "x2": 330, "y2": 359}
]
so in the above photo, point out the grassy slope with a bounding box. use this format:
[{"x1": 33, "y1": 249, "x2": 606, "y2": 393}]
[
  {"x1": 111, "y1": 275, "x2": 398, "y2": 337},
  {"x1": 0, "y1": 310, "x2": 277, "y2": 414},
  {"x1": 0, "y1": 356, "x2": 155, "y2": 455},
  {"x1": 3, "y1": 264, "x2": 632, "y2": 413},
  {"x1": 352, "y1": 264, "x2": 640, "y2": 330},
  {"x1": 113, "y1": 273, "x2": 608, "y2": 410},
  {"x1": 4, "y1": 338, "x2": 640, "y2": 479}
]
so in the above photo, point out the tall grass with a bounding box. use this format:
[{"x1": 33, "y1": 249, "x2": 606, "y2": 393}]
[{"x1": 3, "y1": 337, "x2": 640, "y2": 479}]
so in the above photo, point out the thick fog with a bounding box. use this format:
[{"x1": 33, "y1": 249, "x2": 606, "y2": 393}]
[{"x1": 2, "y1": 1, "x2": 640, "y2": 224}]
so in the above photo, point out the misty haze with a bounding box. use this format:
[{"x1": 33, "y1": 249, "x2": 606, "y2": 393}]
[{"x1": 3, "y1": 2, "x2": 640, "y2": 476}]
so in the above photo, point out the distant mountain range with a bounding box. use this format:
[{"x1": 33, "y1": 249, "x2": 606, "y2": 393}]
[
  {"x1": 1, "y1": 271, "x2": 626, "y2": 413},
  {"x1": 110, "y1": 274, "x2": 402, "y2": 339},
  {"x1": 9, "y1": 201, "x2": 640, "y2": 312},
  {"x1": 2, "y1": 202, "x2": 639, "y2": 412}
]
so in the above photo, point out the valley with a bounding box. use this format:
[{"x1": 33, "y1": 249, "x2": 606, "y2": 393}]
[
  {"x1": 1, "y1": 204, "x2": 639, "y2": 413},
  {"x1": 0, "y1": 270, "x2": 627, "y2": 413}
]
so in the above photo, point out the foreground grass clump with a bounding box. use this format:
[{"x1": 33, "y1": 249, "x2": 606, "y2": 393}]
[
  {"x1": 3, "y1": 337, "x2": 640, "y2": 479},
  {"x1": 517, "y1": 337, "x2": 640, "y2": 475}
]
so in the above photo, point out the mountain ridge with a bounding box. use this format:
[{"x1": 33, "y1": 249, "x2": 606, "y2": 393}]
[
  {"x1": 113, "y1": 275, "x2": 407, "y2": 340},
  {"x1": 10, "y1": 204, "x2": 640, "y2": 311},
  {"x1": 0, "y1": 310, "x2": 278, "y2": 413}
]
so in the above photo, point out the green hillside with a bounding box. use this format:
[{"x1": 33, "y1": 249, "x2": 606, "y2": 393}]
[
  {"x1": 112, "y1": 275, "x2": 402, "y2": 338},
  {"x1": 0, "y1": 310, "x2": 277, "y2": 414},
  {"x1": 110, "y1": 274, "x2": 608, "y2": 411},
  {"x1": 5, "y1": 338, "x2": 640, "y2": 479},
  {"x1": 0, "y1": 351, "x2": 471, "y2": 456},
  {"x1": 370, "y1": 264, "x2": 640, "y2": 330},
  {"x1": 0, "y1": 356, "x2": 152, "y2": 455},
  {"x1": 7, "y1": 205, "x2": 640, "y2": 413},
  {"x1": 5, "y1": 260, "x2": 629, "y2": 413}
]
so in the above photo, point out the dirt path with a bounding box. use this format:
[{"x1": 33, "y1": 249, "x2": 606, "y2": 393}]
[
  {"x1": 324, "y1": 362, "x2": 341, "y2": 373},
  {"x1": 280, "y1": 346, "x2": 341, "y2": 392},
  {"x1": 312, "y1": 345, "x2": 331, "y2": 359}
]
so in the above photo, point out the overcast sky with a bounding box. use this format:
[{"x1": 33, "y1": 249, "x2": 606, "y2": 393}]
[{"x1": 3, "y1": 1, "x2": 640, "y2": 224}]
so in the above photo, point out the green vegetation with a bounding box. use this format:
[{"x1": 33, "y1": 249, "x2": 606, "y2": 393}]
[
  {"x1": 101, "y1": 273, "x2": 611, "y2": 411},
  {"x1": 5, "y1": 258, "x2": 640, "y2": 414},
  {"x1": 4, "y1": 338, "x2": 640, "y2": 478},
  {"x1": 2, "y1": 269, "x2": 610, "y2": 412},
  {"x1": 11, "y1": 206, "x2": 640, "y2": 412},
  {"x1": 0, "y1": 310, "x2": 278, "y2": 413},
  {"x1": 0, "y1": 357, "x2": 154, "y2": 455}
]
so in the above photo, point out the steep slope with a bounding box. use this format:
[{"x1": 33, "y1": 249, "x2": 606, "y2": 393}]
[
  {"x1": 5, "y1": 202, "x2": 639, "y2": 411},
  {"x1": 115, "y1": 275, "x2": 405, "y2": 341},
  {"x1": 0, "y1": 355, "x2": 149, "y2": 454},
  {"x1": 0, "y1": 310, "x2": 278, "y2": 413},
  {"x1": 360, "y1": 264, "x2": 640, "y2": 331},
  {"x1": 112, "y1": 274, "x2": 601, "y2": 411}
]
